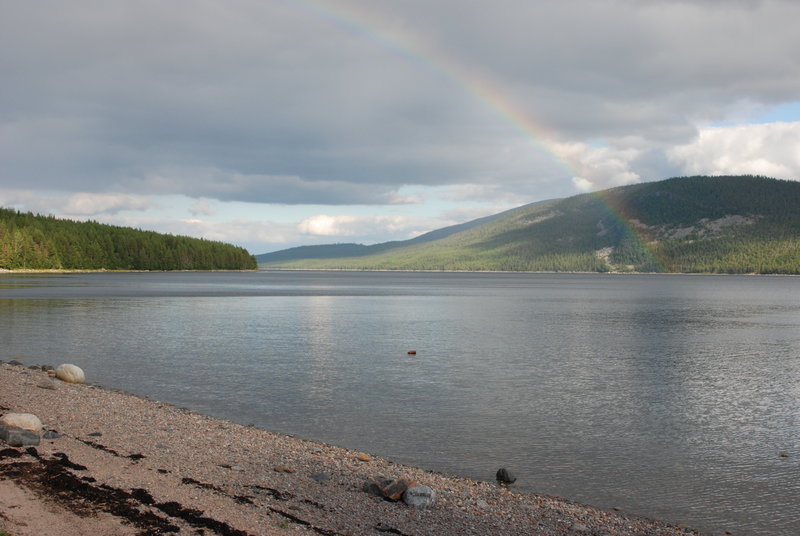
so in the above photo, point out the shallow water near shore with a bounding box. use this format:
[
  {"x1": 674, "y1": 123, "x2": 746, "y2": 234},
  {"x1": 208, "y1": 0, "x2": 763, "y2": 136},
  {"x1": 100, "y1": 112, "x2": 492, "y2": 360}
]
[{"x1": 1, "y1": 271, "x2": 798, "y2": 535}]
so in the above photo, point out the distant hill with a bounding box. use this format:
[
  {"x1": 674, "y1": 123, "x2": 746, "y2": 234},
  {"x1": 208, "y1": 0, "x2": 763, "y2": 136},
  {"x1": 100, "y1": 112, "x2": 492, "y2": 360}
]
[
  {"x1": 258, "y1": 175, "x2": 800, "y2": 274},
  {"x1": 0, "y1": 208, "x2": 257, "y2": 270},
  {"x1": 257, "y1": 200, "x2": 549, "y2": 264}
]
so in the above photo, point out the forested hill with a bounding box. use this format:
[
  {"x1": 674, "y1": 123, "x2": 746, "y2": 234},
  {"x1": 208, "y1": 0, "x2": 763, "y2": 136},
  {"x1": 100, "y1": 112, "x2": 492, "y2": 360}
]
[
  {"x1": 0, "y1": 208, "x2": 257, "y2": 270},
  {"x1": 258, "y1": 175, "x2": 800, "y2": 274}
]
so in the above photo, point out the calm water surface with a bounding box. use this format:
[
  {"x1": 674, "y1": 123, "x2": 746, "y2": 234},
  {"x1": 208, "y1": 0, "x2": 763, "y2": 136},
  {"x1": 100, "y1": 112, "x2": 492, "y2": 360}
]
[{"x1": 1, "y1": 271, "x2": 798, "y2": 535}]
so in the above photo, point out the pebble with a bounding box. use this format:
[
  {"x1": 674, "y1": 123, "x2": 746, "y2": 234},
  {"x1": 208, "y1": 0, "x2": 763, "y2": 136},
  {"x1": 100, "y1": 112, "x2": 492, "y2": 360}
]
[
  {"x1": 364, "y1": 477, "x2": 415, "y2": 501},
  {"x1": 274, "y1": 465, "x2": 295, "y2": 473},
  {"x1": 37, "y1": 379, "x2": 57, "y2": 390},
  {"x1": 357, "y1": 452, "x2": 371, "y2": 462},
  {"x1": 43, "y1": 430, "x2": 63, "y2": 439},
  {"x1": 403, "y1": 485, "x2": 437, "y2": 508}
]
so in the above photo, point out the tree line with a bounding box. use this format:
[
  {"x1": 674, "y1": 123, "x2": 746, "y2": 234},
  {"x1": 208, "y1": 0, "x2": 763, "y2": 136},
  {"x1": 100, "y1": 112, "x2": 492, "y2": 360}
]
[{"x1": 0, "y1": 208, "x2": 257, "y2": 270}]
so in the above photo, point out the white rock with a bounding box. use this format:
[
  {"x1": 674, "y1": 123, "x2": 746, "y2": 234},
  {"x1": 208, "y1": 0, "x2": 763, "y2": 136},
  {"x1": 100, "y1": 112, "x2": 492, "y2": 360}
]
[
  {"x1": 402, "y1": 485, "x2": 437, "y2": 508},
  {"x1": 55, "y1": 363, "x2": 85, "y2": 384},
  {"x1": 0, "y1": 412, "x2": 43, "y2": 433}
]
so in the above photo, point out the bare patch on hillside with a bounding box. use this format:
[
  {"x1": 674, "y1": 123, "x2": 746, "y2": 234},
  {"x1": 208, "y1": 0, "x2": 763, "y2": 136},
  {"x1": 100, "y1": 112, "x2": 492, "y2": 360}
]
[{"x1": 628, "y1": 214, "x2": 758, "y2": 242}]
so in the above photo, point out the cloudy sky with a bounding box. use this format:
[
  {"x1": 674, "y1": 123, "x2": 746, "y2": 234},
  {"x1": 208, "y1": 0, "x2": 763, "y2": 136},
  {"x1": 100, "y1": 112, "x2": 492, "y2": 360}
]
[{"x1": 2, "y1": 0, "x2": 799, "y2": 254}]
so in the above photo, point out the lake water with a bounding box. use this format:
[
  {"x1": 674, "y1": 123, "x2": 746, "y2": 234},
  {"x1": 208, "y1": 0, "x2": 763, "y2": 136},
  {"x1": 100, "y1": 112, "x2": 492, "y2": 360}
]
[{"x1": 0, "y1": 271, "x2": 798, "y2": 535}]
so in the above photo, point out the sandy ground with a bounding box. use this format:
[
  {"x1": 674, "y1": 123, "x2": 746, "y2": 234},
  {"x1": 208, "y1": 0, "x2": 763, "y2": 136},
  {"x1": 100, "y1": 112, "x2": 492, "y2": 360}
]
[{"x1": 0, "y1": 362, "x2": 701, "y2": 536}]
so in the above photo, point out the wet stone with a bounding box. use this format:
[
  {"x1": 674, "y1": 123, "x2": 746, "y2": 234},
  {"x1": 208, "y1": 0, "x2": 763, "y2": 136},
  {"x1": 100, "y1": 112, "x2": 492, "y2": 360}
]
[
  {"x1": 0, "y1": 424, "x2": 41, "y2": 447},
  {"x1": 496, "y1": 468, "x2": 516, "y2": 485}
]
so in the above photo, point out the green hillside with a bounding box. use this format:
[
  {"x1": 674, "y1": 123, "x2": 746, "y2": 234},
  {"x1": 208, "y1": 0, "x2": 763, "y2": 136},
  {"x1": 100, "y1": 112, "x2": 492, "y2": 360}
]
[
  {"x1": 0, "y1": 208, "x2": 257, "y2": 271},
  {"x1": 258, "y1": 175, "x2": 800, "y2": 274}
]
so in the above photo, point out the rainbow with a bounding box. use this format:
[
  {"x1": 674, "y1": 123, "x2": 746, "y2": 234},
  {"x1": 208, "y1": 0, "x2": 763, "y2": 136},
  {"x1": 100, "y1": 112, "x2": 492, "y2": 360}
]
[
  {"x1": 279, "y1": 0, "x2": 667, "y2": 271},
  {"x1": 279, "y1": 0, "x2": 573, "y2": 173}
]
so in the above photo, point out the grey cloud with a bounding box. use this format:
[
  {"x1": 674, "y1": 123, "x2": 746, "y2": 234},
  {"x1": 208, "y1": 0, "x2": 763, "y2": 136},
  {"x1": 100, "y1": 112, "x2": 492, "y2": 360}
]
[
  {"x1": 2, "y1": 0, "x2": 799, "y2": 206},
  {"x1": 135, "y1": 168, "x2": 415, "y2": 205}
]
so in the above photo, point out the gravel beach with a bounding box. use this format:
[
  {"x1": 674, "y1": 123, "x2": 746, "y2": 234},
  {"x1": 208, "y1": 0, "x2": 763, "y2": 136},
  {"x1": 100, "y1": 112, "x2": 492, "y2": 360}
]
[{"x1": 0, "y1": 362, "x2": 700, "y2": 536}]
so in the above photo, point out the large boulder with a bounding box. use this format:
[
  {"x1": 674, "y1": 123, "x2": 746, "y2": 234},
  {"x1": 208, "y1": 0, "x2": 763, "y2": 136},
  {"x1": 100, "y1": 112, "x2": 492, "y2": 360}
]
[
  {"x1": 0, "y1": 413, "x2": 43, "y2": 433},
  {"x1": 55, "y1": 363, "x2": 85, "y2": 384}
]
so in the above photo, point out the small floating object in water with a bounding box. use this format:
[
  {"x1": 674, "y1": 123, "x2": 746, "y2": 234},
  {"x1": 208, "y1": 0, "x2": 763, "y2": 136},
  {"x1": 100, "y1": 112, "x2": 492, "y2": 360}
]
[{"x1": 407, "y1": 350, "x2": 417, "y2": 355}]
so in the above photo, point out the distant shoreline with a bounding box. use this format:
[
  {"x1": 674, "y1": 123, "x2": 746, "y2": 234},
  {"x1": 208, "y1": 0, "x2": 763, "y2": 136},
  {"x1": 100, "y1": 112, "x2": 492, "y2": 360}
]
[
  {"x1": 0, "y1": 268, "x2": 259, "y2": 274},
  {"x1": 257, "y1": 267, "x2": 798, "y2": 276},
  {"x1": 2, "y1": 266, "x2": 797, "y2": 276}
]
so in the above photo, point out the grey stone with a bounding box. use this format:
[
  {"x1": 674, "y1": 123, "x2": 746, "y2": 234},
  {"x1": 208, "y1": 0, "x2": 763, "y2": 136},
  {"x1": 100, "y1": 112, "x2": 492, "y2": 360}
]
[
  {"x1": 402, "y1": 485, "x2": 437, "y2": 508},
  {"x1": 8, "y1": 360, "x2": 24, "y2": 367},
  {"x1": 43, "y1": 430, "x2": 62, "y2": 440},
  {"x1": 310, "y1": 473, "x2": 330, "y2": 484},
  {"x1": 496, "y1": 467, "x2": 516, "y2": 484},
  {"x1": 0, "y1": 424, "x2": 41, "y2": 447},
  {"x1": 37, "y1": 379, "x2": 57, "y2": 390}
]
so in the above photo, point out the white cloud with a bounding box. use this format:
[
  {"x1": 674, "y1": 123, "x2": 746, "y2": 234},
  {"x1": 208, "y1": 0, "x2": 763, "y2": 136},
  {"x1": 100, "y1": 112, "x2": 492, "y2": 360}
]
[
  {"x1": 0, "y1": 190, "x2": 156, "y2": 216},
  {"x1": 298, "y1": 215, "x2": 359, "y2": 237},
  {"x1": 668, "y1": 122, "x2": 800, "y2": 179},
  {"x1": 59, "y1": 193, "x2": 156, "y2": 216},
  {"x1": 553, "y1": 142, "x2": 642, "y2": 193},
  {"x1": 297, "y1": 213, "x2": 449, "y2": 241}
]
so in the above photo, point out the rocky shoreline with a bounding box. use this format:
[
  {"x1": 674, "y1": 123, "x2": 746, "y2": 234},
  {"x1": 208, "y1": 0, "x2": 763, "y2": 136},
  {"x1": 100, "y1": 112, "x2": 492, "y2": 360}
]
[{"x1": 0, "y1": 361, "x2": 701, "y2": 536}]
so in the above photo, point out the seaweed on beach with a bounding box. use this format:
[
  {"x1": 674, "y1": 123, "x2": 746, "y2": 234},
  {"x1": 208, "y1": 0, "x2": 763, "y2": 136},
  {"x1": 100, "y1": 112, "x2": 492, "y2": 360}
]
[
  {"x1": 0, "y1": 455, "x2": 180, "y2": 534},
  {"x1": 0, "y1": 449, "x2": 266, "y2": 536},
  {"x1": 78, "y1": 438, "x2": 146, "y2": 461}
]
